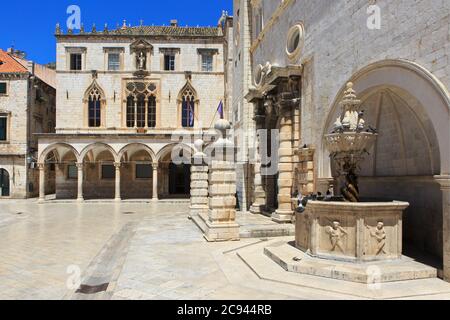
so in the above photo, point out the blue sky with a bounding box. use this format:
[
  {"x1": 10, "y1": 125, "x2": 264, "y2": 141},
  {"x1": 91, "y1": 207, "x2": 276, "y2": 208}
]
[{"x1": 0, "y1": 0, "x2": 233, "y2": 64}]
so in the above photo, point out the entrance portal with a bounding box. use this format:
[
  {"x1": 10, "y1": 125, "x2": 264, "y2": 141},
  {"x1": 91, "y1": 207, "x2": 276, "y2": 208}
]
[{"x1": 169, "y1": 163, "x2": 191, "y2": 197}]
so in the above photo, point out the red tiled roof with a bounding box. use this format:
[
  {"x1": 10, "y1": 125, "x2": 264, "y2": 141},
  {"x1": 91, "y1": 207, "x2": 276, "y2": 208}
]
[{"x1": 0, "y1": 50, "x2": 28, "y2": 73}]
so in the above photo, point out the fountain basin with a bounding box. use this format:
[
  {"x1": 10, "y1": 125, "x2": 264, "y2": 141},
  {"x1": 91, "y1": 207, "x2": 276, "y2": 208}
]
[
  {"x1": 325, "y1": 132, "x2": 378, "y2": 154},
  {"x1": 296, "y1": 201, "x2": 409, "y2": 262}
]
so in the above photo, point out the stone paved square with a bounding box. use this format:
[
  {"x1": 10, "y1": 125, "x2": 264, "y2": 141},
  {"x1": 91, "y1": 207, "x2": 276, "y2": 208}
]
[{"x1": 0, "y1": 199, "x2": 450, "y2": 300}]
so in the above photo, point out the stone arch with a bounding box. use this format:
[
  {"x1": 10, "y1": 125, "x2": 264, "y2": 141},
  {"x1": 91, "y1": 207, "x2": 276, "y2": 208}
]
[
  {"x1": 320, "y1": 59, "x2": 450, "y2": 178},
  {"x1": 80, "y1": 143, "x2": 119, "y2": 163},
  {"x1": 83, "y1": 79, "x2": 107, "y2": 128},
  {"x1": 177, "y1": 80, "x2": 199, "y2": 128},
  {"x1": 118, "y1": 143, "x2": 156, "y2": 163},
  {"x1": 156, "y1": 143, "x2": 194, "y2": 163},
  {"x1": 156, "y1": 143, "x2": 194, "y2": 199},
  {"x1": 319, "y1": 59, "x2": 450, "y2": 262},
  {"x1": 39, "y1": 143, "x2": 80, "y2": 163}
]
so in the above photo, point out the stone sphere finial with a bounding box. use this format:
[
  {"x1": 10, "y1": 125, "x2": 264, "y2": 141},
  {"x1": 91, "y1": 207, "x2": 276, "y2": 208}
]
[
  {"x1": 194, "y1": 139, "x2": 204, "y2": 151},
  {"x1": 214, "y1": 118, "x2": 231, "y2": 132},
  {"x1": 193, "y1": 138, "x2": 206, "y2": 161}
]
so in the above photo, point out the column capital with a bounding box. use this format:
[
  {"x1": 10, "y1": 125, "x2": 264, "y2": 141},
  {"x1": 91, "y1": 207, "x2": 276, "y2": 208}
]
[
  {"x1": 435, "y1": 175, "x2": 450, "y2": 190},
  {"x1": 76, "y1": 162, "x2": 84, "y2": 169},
  {"x1": 37, "y1": 163, "x2": 45, "y2": 170},
  {"x1": 114, "y1": 162, "x2": 121, "y2": 169},
  {"x1": 152, "y1": 162, "x2": 159, "y2": 170}
]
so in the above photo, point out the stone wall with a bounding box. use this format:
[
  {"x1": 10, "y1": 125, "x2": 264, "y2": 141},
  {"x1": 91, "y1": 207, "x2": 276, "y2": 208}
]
[
  {"x1": 0, "y1": 79, "x2": 28, "y2": 155},
  {"x1": 233, "y1": 0, "x2": 256, "y2": 211},
  {"x1": 244, "y1": 0, "x2": 449, "y2": 261},
  {"x1": 0, "y1": 65, "x2": 56, "y2": 198},
  {"x1": 250, "y1": 0, "x2": 449, "y2": 158}
]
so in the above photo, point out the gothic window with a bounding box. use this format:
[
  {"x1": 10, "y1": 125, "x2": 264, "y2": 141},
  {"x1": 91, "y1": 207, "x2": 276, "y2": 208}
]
[
  {"x1": 84, "y1": 82, "x2": 105, "y2": 128},
  {"x1": 148, "y1": 96, "x2": 156, "y2": 128},
  {"x1": 181, "y1": 88, "x2": 196, "y2": 128},
  {"x1": 126, "y1": 95, "x2": 135, "y2": 128},
  {"x1": 125, "y1": 81, "x2": 158, "y2": 129},
  {"x1": 136, "y1": 94, "x2": 146, "y2": 128}
]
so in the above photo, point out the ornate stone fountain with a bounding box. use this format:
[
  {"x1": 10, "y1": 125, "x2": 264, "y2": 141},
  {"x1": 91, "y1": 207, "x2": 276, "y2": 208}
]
[
  {"x1": 263, "y1": 83, "x2": 436, "y2": 283},
  {"x1": 325, "y1": 82, "x2": 378, "y2": 202}
]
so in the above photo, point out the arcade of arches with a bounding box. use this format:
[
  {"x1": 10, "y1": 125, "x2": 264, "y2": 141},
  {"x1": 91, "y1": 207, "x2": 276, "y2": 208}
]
[{"x1": 37, "y1": 142, "x2": 193, "y2": 201}]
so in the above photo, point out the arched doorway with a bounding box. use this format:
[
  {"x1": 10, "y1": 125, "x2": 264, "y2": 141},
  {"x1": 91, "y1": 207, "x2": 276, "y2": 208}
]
[
  {"x1": 168, "y1": 162, "x2": 190, "y2": 196},
  {"x1": 320, "y1": 60, "x2": 450, "y2": 269},
  {"x1": 0, "y1": 169, "x2": 10, "y2": 197},
  {"x1": 39, "y1": 143, "x2": 80, "y2": 199},
  {"x1": 119, "y1": 144, "x2": 156, "y2": 199},
  {"x1": 157, "y1": 144, "x2": 193, "y2": 199},
  {"x1": 81, "y1": 143, "x2": 118, "y2": 200}
]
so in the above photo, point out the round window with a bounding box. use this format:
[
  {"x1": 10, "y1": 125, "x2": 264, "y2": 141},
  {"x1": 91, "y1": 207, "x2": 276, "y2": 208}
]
[
  {"x1": 254, "y1": 64, "x2": 264, "y2": 87},
  {"x1": 286, "y1": 24, "x2": 304, "y2": 59}
]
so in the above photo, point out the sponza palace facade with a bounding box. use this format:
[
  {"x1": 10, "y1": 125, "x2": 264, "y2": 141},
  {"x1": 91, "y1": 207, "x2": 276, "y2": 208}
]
[{"x1": 36, "y1": 20, "x2": 231, "y2": 201}]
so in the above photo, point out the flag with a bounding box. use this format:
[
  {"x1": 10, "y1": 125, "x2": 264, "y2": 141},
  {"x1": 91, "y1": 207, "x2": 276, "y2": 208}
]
[
  {"x1": 188, "y1": 100, "x2": 195, "y2": 127},
  {"x1": 218, "y1": 100, "x2": 224, "y2": 119}
]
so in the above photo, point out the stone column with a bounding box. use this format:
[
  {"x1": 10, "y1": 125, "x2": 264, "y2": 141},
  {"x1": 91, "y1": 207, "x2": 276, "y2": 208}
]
[
  {"x1": 203, "y1": 119, "x2": 240, "y2": 242},
  {"x1": 250, "y1": 112, "x2": 267, "y2": 214},
  {"x1": 38, "y1": 163, "x2": 45, "y2": 203},
  {"x1": 436, "y1": 175, "x2": 450, "y2": 281},
  {"x1": 190, "y1": 139, "x2": 209, "y2": 219},
  {"x1": 134, "y1": 99, "x2": 138, "y2": 128},
  {"x1": 273, "y1": 105, "x2": 294, "y2": 223},
  {"x1": 76, "y1": 163, "x2": 84, "y2": 201},
  {"x1": 152, "y1": 163, "x2": 158, "y2": 201},
  {"x1": 114, "y1": 162, "x2": 121, "y2": 201}
]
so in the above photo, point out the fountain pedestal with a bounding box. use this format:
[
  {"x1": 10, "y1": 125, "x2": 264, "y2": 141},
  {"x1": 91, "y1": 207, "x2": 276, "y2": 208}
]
[{"x1": 296, "y1": 201, "x2": 408, "y2": 262}]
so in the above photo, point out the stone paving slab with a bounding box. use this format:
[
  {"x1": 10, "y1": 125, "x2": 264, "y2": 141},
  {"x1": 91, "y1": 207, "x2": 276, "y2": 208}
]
[{"x1": 1, "y1": 199, "x2": 450, "y2": 300}]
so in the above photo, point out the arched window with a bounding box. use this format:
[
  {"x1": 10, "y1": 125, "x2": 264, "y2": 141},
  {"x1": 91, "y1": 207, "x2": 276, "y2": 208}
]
[
  {"x1": 88, "y1": 96, "x2": 101, "y2": 127},
  {"x1": 84, "y1": 80, "x2": 105, "y2": 128},
  {"x1": 126, "y1": 95, "x2": 135, "y2": 128},
  {"x1": 180, "y1": 87, "x2": 196, "y2": 128},
  {"x1": 137, "y1": 94, "x2": 146, "y2": 128},
  {"x1": 125, "y1": 82, "x2": 158, "y2": 129},
  {"x1": 148, "y1": 96, "x2": 156, "y2": 128}
]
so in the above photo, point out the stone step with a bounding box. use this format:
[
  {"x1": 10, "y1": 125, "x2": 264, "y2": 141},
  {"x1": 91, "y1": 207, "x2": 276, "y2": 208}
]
[
  {"x1": 235, "y1": 237, "x2": 450, "y2": 299},
  {"x1": 265, "y1": 242, "x2": 438, "y2": 284}
]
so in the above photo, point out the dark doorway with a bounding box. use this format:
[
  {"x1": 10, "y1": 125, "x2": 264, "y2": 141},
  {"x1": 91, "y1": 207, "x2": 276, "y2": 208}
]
[
  {"x1": 0, "y1": 169, "x2": 10, "y2": 197},
  {"x1": 169, "y1": 163, "x2": 191, "y2": 197}
]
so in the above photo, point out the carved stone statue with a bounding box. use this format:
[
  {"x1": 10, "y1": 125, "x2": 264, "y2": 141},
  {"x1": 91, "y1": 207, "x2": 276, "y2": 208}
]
[
  {"x1": 326, "y1": 221, "x2": 348, "y2": 253},
  {"x1": 366, "y1": 222, "x2": 387, "y2": 255},
  {"x1": 137, "y1": 52, "x2": 146, "y2": 70}
]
